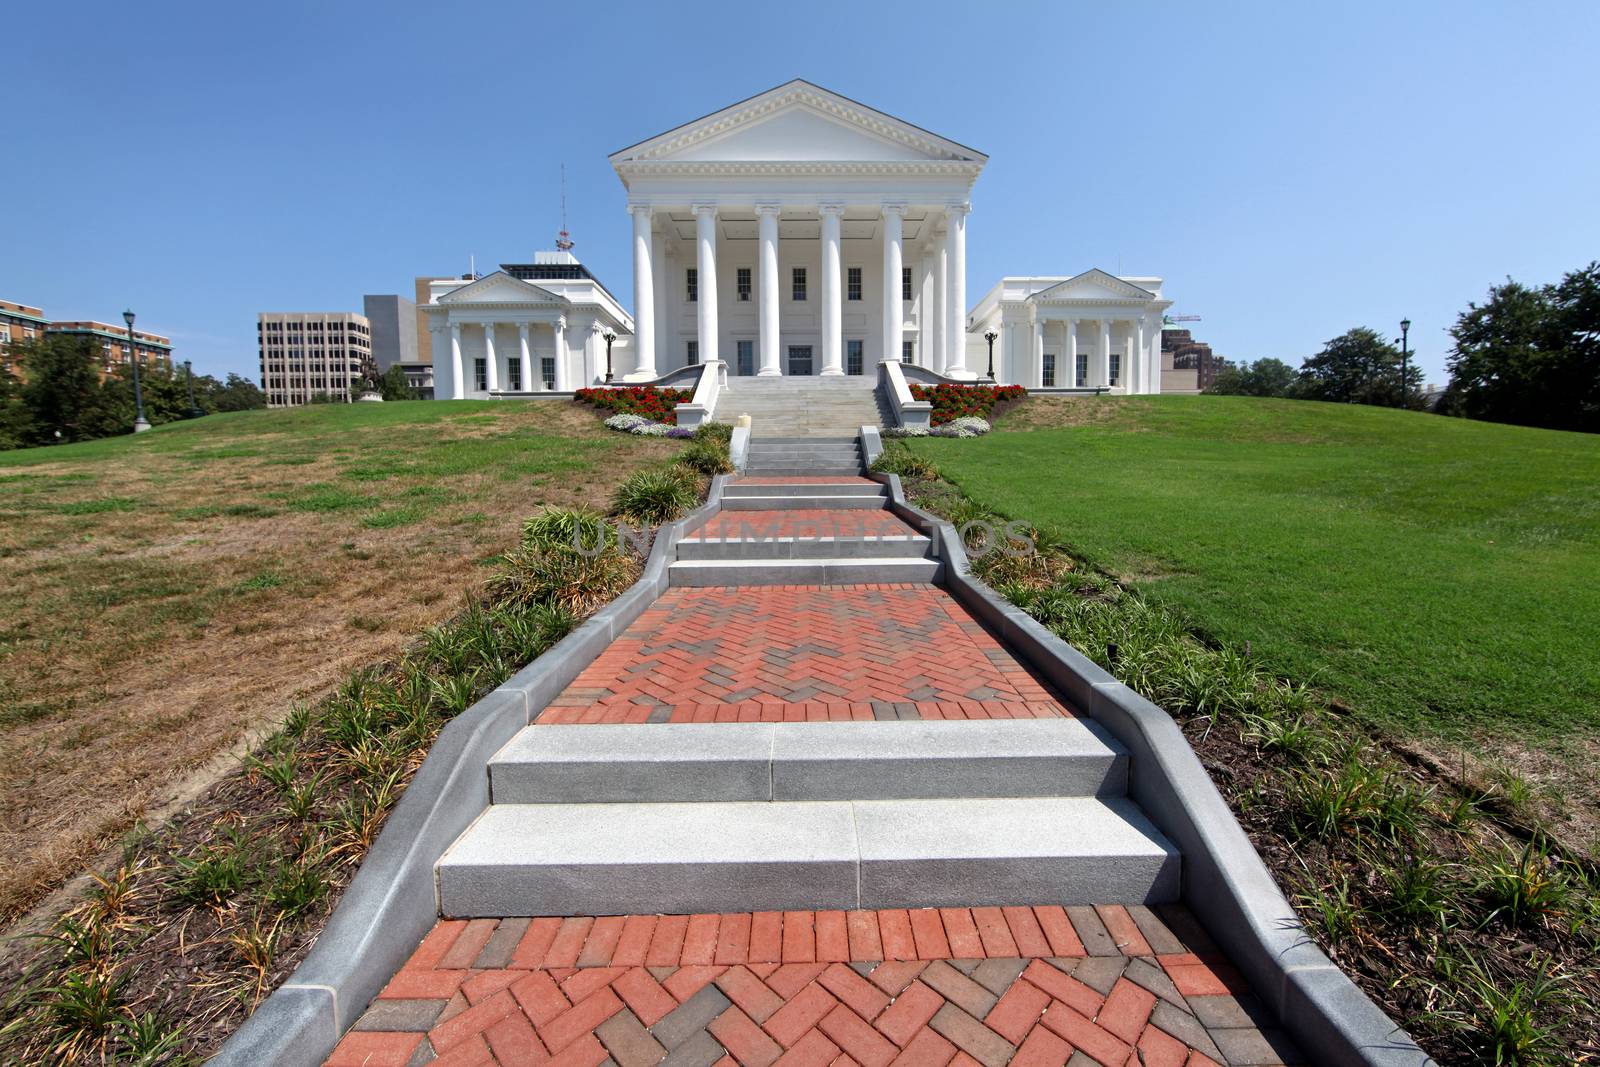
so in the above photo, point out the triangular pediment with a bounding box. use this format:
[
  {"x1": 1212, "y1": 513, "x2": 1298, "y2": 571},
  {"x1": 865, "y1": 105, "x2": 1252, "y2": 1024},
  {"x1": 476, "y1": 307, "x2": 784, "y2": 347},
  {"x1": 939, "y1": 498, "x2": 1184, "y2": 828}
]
[
  {"x1": 1032, "y1": 269, "x2": 1156, "y2": 303},
  {"x1": 437, "y1": 272, "x2": 566, "y2": 306},
  {"x1": 611, "y1": 80, "x2": 985, "y2": 166}
]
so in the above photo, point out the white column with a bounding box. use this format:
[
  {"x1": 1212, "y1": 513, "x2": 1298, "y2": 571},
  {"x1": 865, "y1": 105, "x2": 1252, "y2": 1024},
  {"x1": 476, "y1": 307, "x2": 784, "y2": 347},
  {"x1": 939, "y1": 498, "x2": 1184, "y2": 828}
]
[
  {"x1": 1134, "y1": 319, "x2": 1147, "y2": 394},
  {"x1": 881, "y1": 204, "x2": 904, "y2": 363},
  {"x1": 1033, "y1": 316, "x2": 1045, "y2": 388},
  {"x1": 1099, "y1": 318, "x2": 1113, "y2": 388},
  {"x1": 1147, "y1": 316, "x2": 1163, "y2": 394},
  {"x1": 587, "y1": 322, "x2": 602, "y2": 387},
  {"x1": 945, "y1": 203, "x2": 971, "y2": 377},
  {"x1": 518, "y1": 323, "x2": 534, "y2": 392},
  {"x1": 935, "y1": 233, "x2": 949, "y2": 374},
  {"x1": 429, "y1": 323, "x2": 448, "y2": 397},
  {"x1": 628, "y1": 205, "x2": 656, "y2": 379},
  {"x1": 918, "y1": 251, "x2": 937, "y2": 368},
  {"x1": 553, "y1": 317, "x2": 568, "y2": 391},
  {"x1": 653, "y1": 228, "x2": 669, "y2": 370},
  {"x1": 757, "y1": 204, "x2": 781, "y2": 376},
  {"x1": 449, "y1": 321, "x2": 464, "y2": 399},
  {"x1": 693, "y1": 204, "x2": 719, "y2": 367},
  {"x1": 1066, "y1": 319, "x2": 1079, "y2": 387},
  {"x1": 484, "y1": 324, "x2": 501, "y2": 391},
  {"x1": 820, "y1": 203, "x2": 844, "y2": 375}
]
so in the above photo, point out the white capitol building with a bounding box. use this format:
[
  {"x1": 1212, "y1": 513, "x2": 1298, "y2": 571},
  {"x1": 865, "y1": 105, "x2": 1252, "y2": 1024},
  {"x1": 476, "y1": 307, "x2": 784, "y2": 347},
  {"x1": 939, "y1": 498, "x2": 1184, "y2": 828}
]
[{"x1": 421, "y1": 80, "x2": 1180, "y2": 402}]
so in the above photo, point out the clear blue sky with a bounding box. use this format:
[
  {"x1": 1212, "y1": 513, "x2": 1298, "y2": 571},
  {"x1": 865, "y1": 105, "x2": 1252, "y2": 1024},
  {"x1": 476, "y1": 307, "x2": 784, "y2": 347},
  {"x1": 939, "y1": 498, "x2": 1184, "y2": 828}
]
[{"x1": 5, "y1": 0, "x2": 1597, "y2": 386}]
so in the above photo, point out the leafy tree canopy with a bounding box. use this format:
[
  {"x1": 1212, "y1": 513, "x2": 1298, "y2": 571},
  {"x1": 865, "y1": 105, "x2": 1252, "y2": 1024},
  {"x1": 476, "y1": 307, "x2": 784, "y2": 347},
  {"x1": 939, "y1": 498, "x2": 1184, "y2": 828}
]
[
  {"x1": 1294, "y1": 327, "x2": 1424, "y2": 408},
  {"x1": 1443, "y1": 262, "x2": 1599, "y2": 433}
]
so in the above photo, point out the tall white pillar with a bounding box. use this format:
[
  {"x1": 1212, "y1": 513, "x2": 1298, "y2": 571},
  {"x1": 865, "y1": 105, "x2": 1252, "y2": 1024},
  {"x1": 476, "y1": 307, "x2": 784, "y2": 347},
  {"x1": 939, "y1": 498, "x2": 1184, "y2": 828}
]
[
  {"x1": 757, "y1": 204, "x2": 781, "y2": 376},
  {"x1": 1033, "y1": 316, "x2": 1045, "y2": 388},
  {"x1": 1099, "y1": 318, "x2": 1113, "y2": 388},
  {"x1": 693, "y1": 204, "x2": 719, "y2": 367},
  {"x1": 1066, "y1": 319, "x2": 1079, "y2": 387},
  {"x1": 1133, "y1": 319, "x2": 1147, "y2": 394},
  {"x1": 653, "y1": 230, "x2": 669, "y2": 371},
  {"x1": 429, "y1": 323, "x2": 448, "y2": 397},
  {"x1": 918, "y1": 251, "x2": 937, "y2": 368},
  {"x1": 629, "y1": 205, "x2": 656, "y2": 379},
  {"x1": 449, "y1": 321, "x2": 464, "y2": 399},
  {"x1": 935, "y1": 234, "x2": 949, "y2": 374},
  {"x1": 587, "y1": 322, "x2": 602, "y2": 387},
  {"x1": 518, "y1": 323, "x2": 534, "y2": 392},
  {"x1": 820, "y1": 204, "x2": 844, "y2": 375},
  {"x1": 881, "y1": 204, "x2": 904, "y2": 363},
  {"x1": 1147, "y1": 316, "x2": 1162, "y2": 394},
  {"x1": 945, "y1": 203, "x2": 971, "y2": 378},
  {"x1": 553, "y1": 317, "x2": 568, "y2": 392},
  {"x1": 481, "y1": 323, "x2": 499, "y2": 392}
]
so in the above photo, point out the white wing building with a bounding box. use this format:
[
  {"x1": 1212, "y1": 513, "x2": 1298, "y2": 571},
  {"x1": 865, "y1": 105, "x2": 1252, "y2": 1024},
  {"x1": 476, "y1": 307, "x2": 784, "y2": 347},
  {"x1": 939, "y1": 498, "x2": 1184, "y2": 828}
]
[{"x1": 422, "y1": 80, "x2": 1172, "y2": 398}]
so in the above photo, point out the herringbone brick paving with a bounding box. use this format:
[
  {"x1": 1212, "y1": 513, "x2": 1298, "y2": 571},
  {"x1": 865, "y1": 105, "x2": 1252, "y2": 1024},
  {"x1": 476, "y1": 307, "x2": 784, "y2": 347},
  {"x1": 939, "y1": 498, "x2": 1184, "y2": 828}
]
[
  {"x1": 330, "y1": 905, "x2": 1305, "y2": 1066},
  {"x1": 684, "y1": 509, "x2": 919, "y2": 541},
  {"x1": 538, "y1": 587, "x2": 1071, "y2": 726}
]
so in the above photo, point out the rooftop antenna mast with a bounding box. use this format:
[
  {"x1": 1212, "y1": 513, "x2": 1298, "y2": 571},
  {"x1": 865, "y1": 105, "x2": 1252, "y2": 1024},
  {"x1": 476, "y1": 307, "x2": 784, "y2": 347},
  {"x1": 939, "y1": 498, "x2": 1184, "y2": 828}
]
[{"x1": 555, "y1": 164, "x2": 575, "y2": 253}]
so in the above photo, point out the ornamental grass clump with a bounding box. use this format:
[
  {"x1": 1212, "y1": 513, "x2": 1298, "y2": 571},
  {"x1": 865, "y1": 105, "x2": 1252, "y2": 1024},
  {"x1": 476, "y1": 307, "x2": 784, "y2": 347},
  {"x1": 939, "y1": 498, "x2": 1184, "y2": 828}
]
[
  {"x1": 870, "y1": 443, "x2": 938, "y2": 480},
  {"x1": 612, "y1": 466, "x2": 699, "y2": 524}
]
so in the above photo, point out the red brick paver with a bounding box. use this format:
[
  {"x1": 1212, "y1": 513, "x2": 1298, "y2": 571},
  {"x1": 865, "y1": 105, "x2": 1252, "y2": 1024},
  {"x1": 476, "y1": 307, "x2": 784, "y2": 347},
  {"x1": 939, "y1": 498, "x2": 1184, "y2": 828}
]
[
  {"x1": 684, "y1": 508, "x2": 919, "y2": 542},
  {"x1": 332, "y1": 906, "x2": 1305, "y2": 1067},
  {"x1": 538, "y1": 586, "x2": 1071, "y2": 725}
]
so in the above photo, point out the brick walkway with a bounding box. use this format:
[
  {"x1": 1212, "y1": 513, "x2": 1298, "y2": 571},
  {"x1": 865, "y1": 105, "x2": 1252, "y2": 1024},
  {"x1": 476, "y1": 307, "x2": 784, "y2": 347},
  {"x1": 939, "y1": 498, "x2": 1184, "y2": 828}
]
[
  {"x1": 538, "y1": 587, "x2": 1070, "y2": 726},
  {"x1": 684, "y1": 510, "x2": 919, "y2": 542},
  {"x1": 329, "y1": 905, "x2": 1304, "y2": 1066}
]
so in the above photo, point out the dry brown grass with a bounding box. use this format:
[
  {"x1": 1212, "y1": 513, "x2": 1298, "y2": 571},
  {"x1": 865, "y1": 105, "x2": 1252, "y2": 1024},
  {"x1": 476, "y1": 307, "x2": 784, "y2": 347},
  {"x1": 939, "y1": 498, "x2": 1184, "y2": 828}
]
[
  {"x1": 991, "y1": 394, "x2": 1135, "y2": 431},
  {"x1": 0, "y1": 400, "x2": 674, "y2": 922}
]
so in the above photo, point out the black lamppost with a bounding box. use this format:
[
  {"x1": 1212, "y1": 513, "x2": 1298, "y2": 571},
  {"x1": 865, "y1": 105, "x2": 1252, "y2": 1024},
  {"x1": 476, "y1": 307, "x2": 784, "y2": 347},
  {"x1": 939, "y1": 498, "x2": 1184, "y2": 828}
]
[
  {"x1": 1399, "y1": 318, "x2": 1411, "y2": 408},
  {"x1": 602, "y1": 328, "x2": 616, "y2": 383},
  {"x1": 124, "y1": 309, "x2": 151, "y2": 433},
  {"x1": 983, "y1": 330, "x2": 998, "y2": 381},
  {"x1": 183, "y1": 360, "x2": 202, "y2": 418}
]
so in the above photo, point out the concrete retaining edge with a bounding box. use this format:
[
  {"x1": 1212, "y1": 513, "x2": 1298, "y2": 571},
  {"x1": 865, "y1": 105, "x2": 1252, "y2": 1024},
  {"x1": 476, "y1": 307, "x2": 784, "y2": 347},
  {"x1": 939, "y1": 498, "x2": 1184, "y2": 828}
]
[
  {"x1": 212, "y1": 476, "x2": 732, "y2": 1066},
  {"x1": 869, "y1": 470, "x2": 1433, "y2": 1067}
]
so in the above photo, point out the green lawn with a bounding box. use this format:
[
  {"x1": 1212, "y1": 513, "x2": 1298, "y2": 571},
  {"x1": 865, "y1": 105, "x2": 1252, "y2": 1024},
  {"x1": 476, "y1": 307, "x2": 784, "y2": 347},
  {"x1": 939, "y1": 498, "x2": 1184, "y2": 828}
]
[{"x1": 916, "y1": 397, "x2": 1600, "y2": 757}]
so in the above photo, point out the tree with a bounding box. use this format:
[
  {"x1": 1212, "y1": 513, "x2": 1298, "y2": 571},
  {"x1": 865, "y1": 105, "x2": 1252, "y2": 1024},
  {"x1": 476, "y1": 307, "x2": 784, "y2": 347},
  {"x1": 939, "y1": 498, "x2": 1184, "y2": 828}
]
[
  {"x1": 204, "y1": 373, "x2": 267, "y2": 412},
  {"x1": 379, "y1": 364, "x2": 415, "y2": 401},
  {"x1": 1206, "y1": 358, "x2": 1297, "y2": 397},
  {"x1": 1443, "y1": 263, "x2": 1600, "y2": 432},
  {"x1": 0, "y1": 361, "x2": 33, "y2": 449},
  {"x1": 17, "y1": 335, "x2": 121, "y2": 443},
  {"x1": 1294, "y1": 327, "x2": 1424, "y2": 408}
]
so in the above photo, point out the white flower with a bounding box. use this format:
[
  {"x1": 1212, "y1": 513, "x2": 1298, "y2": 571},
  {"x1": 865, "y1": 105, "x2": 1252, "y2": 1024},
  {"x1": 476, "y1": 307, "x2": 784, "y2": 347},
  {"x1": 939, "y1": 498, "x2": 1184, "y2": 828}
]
[
  {"x1": 940, "y1": 416, "x2": 991, "y2": 438},
  {"x1": 605, "y1": 413, "x2": 649, "y2": 431}
]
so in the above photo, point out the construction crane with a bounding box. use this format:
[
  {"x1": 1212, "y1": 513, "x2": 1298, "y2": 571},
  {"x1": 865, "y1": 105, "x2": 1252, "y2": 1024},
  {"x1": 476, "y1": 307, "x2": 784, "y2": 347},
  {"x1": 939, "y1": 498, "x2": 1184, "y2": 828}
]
[{"x1": 1163, "y1": 314, "x2": 1201, "y2": 325}]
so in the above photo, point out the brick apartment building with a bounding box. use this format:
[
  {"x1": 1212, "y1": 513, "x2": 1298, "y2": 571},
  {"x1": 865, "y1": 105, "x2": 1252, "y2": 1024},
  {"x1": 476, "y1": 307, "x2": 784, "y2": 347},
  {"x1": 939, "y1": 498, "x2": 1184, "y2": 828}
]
[
  {"x1": 1, "y1": 300, "x2": 173, "y2": 378},
  {"x1": 1161, "y1": 327, "x2": 1228, "y2": 392}
]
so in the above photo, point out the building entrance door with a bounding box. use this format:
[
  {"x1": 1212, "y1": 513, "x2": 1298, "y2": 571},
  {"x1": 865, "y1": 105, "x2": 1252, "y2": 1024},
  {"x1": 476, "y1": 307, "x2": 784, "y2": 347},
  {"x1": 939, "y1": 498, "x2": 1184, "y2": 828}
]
[
  {"x1": 737, "y1": 339, "x2": 754, "y2": 376},
  {"x1": 788, "y1": 345, "x2": 813, "y2": 375}
]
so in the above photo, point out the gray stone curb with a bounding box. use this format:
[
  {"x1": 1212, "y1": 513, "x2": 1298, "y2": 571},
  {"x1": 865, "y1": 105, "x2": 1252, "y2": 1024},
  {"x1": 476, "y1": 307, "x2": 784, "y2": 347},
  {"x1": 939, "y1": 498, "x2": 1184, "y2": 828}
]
[
  {"x1": 868, "y1": 471, "x2": 1433, "y2": 1067},
  {"x1": 211, "y1": 476, "x2": 731, "y2": 1066}
]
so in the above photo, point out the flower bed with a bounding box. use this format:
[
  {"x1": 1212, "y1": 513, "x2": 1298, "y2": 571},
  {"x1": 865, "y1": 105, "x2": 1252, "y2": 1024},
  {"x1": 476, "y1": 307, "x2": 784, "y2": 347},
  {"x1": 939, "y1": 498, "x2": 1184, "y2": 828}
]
[
  {"x1": 575, "y1": 385, "x2": 692, "y2": 424},
  {"x1": 909, "y1": 383, "x2": 1025, "y2": 425}
]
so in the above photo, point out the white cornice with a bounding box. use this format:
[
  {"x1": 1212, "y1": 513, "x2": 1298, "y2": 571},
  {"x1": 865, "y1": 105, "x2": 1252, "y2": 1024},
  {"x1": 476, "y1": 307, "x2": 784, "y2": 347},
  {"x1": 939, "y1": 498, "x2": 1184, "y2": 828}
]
[{"x1": 615, "y1": 160, "x2": 985, "y2": 180}]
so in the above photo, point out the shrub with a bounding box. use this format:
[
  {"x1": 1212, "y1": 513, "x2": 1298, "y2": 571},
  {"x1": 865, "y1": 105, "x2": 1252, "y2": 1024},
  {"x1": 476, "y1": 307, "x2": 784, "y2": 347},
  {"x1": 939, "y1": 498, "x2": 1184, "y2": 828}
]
[
  {"x1": 522, "y1": 507, "x2": 609, "y2": 552},
  {"x1": 909, "y1": 383, "x2": 1025, "y2": 425},
  {"x1": 676, "y1": 441, "x2": 733, "y2": 475},
  {"x1": 487, "y1": 543, "x2": 638, "y2": 614},
  {"x1": 612, "y1": 467, "x2": 699, "y2": 524},
  {"x1": 577, "y1": 386, "x2": 692, "y2": 424},
  {"x1": 871, "y1": 443, "x2": 938, "y2": 480},
  {"x1": 694, "y1": 422, "x2": 733, "y2": 444},
  {"x1": 934, "y1": 416, "x2": 991, "y2": 438}
]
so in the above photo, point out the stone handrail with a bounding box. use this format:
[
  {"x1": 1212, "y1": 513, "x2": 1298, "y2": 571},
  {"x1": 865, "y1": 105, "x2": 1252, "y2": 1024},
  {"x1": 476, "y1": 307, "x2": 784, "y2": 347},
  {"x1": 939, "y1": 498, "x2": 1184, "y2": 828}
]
[
  {"x1": 673, "y1": 360, "x2": 725, "y2": 430},
  {"x1": 877, "y1": 359, "x2": 932, "y2": 430}
]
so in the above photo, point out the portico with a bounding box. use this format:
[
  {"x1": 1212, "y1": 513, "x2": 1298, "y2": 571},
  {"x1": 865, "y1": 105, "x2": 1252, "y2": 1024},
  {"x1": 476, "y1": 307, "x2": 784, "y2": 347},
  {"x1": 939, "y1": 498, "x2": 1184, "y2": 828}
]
[
  {"x1": 609, "y1": 81, "x2": 986, "y2": 382},
  {"x1": 969, "y1": 271, "x2": 1173, "y2": 392}
]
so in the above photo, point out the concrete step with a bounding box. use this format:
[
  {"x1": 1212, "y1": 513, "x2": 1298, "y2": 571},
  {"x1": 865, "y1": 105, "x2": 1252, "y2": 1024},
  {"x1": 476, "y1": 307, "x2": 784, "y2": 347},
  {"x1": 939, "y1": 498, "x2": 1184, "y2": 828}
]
[
  {"x1": 736, "y1": 467, "x2": 865, "y2": 479},
  {"x1": 436, "y1": 795, "x2": 1180, "y2": 916},
  {"x1": 720, "y1": 493, "x2": 887, "y2": 511},
  {"x1": 667, "y1": 557, "x2": 942, "y2": 586},
  {"x1": 678, "y1": 533, "x2": 932, "y2": 560},
  {"x1": 489, "y1": 721, "x2": 1129, "y2": 804},
  {"x1": 725, "y1": 482, "x2": 884, "y2": 498}
]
